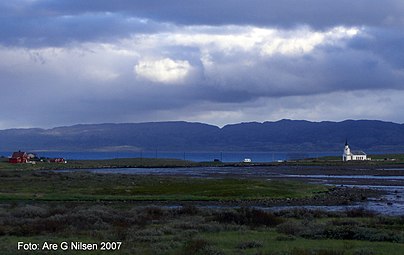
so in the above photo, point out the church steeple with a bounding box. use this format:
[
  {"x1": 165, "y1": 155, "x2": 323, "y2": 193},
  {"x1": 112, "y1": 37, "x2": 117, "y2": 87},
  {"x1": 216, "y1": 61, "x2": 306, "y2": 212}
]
[{"x1": 343, "y1": 139, "x2": 351, "y2": 161}]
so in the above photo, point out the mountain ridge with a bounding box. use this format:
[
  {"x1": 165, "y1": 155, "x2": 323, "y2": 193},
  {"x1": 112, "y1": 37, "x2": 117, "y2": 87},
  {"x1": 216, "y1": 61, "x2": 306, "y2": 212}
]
[{"x1": 1, "y1": 119, "x2": 404, "y2": 152}]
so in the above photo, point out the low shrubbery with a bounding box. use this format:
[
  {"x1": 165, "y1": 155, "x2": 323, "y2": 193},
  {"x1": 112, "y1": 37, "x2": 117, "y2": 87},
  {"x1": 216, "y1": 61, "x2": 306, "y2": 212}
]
[
  {"x1": 276, "y1": 216, "x2": 404, "y2": 243},
  {"x1": 180, "y1": 238, "x2": 224, "y2": 255},
  {"x1": 0, "y1": 203, "x2": 402, "y2": 254},
  {"x1": 214, "y1": 207, "x2": 284, "y2": 227},
  {"x1": 236, "y1": 240, "x2": 263, "y2": 249},
  {"x1": 288, "y1": 248, "x2": 345, "y2": 255}
]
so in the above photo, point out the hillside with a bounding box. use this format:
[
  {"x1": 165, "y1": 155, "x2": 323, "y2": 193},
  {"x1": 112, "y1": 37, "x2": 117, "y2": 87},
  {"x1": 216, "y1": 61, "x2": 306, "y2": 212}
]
[{"x1": 1, "y1": 120, "x2": 404, "y2": 152}]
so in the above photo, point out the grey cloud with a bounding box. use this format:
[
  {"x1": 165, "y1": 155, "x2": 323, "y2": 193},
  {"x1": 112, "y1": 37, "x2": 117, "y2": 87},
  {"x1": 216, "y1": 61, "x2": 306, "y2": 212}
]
[
  {"x1": 349, "y1": 28, "x2": 404, "y2": 69},
  {"x1": 1, "y1": 1, "x2": 403, "y2": 47},
  {"x1": 32, "y1": 0, "x2": 404, "y2": 28},
  {"x1": 187, "y1": 40, "x2": 402, "y2": 102},
  {"x1": 0, "y1": 10, "x2": 168, "y2": 47}
]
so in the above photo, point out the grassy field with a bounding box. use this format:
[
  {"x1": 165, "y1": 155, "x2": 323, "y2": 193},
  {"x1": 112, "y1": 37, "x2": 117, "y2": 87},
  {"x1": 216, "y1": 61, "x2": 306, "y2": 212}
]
[
  {"x1": 0, "y1": 170, "x2": 327, "y2": 201},
  {"x1": 288, "y1": 153, "x2": 404, "y2": 166},
  {"x1": 0, "y1": 157, "x2": 208, "y2": 171}
]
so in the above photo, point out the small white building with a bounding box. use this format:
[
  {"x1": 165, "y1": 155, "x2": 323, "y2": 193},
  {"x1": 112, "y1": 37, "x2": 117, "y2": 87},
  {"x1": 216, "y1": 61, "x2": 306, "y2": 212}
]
[{"x1": 342, "y1": 140, "x2": 369, "y2": 161}]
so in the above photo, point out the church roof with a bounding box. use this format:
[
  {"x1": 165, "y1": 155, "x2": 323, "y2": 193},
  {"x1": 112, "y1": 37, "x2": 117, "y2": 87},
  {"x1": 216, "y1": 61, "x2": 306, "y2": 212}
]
[{"x1": 351, "y1": 150, "x2": 366, "y2": 155}]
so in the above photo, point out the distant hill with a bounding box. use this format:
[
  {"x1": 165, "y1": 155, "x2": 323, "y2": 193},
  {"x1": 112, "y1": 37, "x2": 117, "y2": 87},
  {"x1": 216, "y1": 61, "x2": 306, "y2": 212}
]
[{"x1": 1, "y1": 120, "x2": 404, "y2": 152}]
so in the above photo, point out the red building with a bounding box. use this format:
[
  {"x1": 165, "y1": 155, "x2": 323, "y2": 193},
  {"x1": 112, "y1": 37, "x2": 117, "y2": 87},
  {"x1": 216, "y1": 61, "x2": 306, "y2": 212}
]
[{"x1": 9, "y1": 151, "x2": 29, "y2": 163}]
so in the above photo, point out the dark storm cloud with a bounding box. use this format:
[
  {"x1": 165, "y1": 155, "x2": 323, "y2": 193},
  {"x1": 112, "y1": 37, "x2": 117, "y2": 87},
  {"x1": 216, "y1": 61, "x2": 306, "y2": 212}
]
[
  {"x1": 1, "y1": 0, "x2": 403, "y2": 47},
  {"x1": 194, "y1": 46, "x2": 402, "y2": 102},
  {"x1": 349, "y1": 27, "x2": 404, "y2": 69},
  {"x1": 0, "y1": 11, "x2": 166, "y2": 47},
  {"x1": 32, "y1": 0, "x2": 404, "y2": 28}
]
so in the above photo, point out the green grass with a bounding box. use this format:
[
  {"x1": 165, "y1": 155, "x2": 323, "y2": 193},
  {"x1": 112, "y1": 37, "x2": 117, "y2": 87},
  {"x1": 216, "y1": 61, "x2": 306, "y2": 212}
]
[
  {"x1": 368, "y1": 153, "x2": 404, "y2": 161},
  {"x1": 0, "y1": 157, "x2": 207, "y2": 171},
  {"x1": 199, "y1": 230, "x2": 404, "y2": 255},
  {"x1": 0, "y1": 171, "x2": 328, "y2": 201}
]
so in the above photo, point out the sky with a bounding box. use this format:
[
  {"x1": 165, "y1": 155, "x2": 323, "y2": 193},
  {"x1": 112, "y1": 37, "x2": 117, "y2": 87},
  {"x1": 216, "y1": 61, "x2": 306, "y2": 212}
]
[{"x1": 1, "y1": 0, "x2": 404, "y2": 129}]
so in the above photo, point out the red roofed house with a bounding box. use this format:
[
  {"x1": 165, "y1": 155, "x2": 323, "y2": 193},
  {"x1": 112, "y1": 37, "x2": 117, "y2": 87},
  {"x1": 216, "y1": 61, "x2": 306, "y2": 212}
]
[{"x1": 9, "y1": 151, "x2": 29, "y2": 163}]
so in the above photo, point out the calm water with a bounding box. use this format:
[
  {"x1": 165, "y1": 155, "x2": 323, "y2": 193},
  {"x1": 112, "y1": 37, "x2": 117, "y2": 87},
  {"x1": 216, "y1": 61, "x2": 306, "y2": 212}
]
[
  {"x1": 1, "y1": 151, "x2": 340, "y2": 162},
  {"x1": 284, "y1": 174, "x2": 404, "y2": 180}
]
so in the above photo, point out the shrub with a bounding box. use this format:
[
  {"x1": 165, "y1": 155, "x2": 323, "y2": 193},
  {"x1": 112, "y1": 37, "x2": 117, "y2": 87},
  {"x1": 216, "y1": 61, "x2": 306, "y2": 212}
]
[
  {"x1": 236, "y1": 240, "x2": 263, "y2": 249},
  {"x1": 275, "y1": 208, "x2": 334, "y2": 219},
  {"x1": 323, "y1": 225, "x2": 357, "y2": 240},
  {"x1": 290, "y1": 248, "x2": 345, "y2": 255},
  {"x1": 12, "y1": 205, "x2": 49, "y2": 218},
  {"x1": 330, "y1": 219, "x2": 360, "y2": 226},
  {"x1": 133, "y1": 206, "x2": 167, "y2": 226},
  {"x1": 180, "y1": 238, "x2": 210, "y2": 255},
  {"x1": 276, "y1": 221, "x2": 305, "y2": 236},
  {"x1": 276, "y1": 220, "x2": 330, "y2": 240},
  {"x1": 214, "y1": 208, "x2": 283, "y2": 227},
  {"x1": 199, "y1": 222, "x2": 225, "y2": 232},
  {"x1": 150, "y1": 241, "x2": 183, "y2": 254},
  {"x1": 353, "y1": 227, "x2": 403, "y2": 243},
  {"x1": 346, "y1": 208, "x2": 376, "y2": 218},
  {"x1": 178, "y1": 205, "x2": 199, "y2": 215},
  {"x1": 275, "y1": 235, "x2": 296, "y2": 241},
  {"x1": 353, "y1": 249, "x2": 375, "y2": 255}
]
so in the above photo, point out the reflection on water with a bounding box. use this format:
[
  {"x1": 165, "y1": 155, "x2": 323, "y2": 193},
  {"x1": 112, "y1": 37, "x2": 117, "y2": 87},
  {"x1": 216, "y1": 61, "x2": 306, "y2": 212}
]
[
  {"x1": 342, "y1": 185, "x2": 404, "y2": 216},
  {"x1": 284, "y1": 174, "x2": 404, "y2": 180},
  {"x1": 261, "y1": 185, "x2": 404, "y2": 216},
  {"x1": 377, "y1": 168, "x2": 404, "y2": 171}
]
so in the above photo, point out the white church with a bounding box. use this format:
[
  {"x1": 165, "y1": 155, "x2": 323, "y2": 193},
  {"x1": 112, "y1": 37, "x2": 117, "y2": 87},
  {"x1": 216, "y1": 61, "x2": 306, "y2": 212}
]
[{"x1": 342, "y1": 140, "x2": 369, "y2": 161}]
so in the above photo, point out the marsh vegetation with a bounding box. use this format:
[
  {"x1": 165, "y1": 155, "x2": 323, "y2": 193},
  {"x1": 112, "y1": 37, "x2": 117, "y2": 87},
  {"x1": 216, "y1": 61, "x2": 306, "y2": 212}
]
[{"x1": 0, "y1": 203, "x2": 403, "y2": 255}]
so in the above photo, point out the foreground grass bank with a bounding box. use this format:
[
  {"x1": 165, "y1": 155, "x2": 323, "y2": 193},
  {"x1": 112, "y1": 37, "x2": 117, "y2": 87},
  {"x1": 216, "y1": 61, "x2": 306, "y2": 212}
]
[{"x1": 0, "y1": 203, "x2": 402, "y2": 255}]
